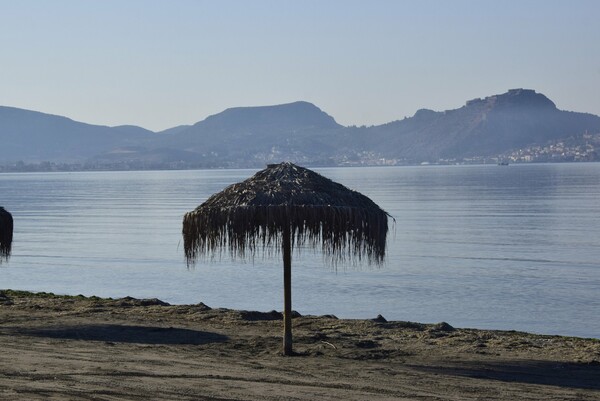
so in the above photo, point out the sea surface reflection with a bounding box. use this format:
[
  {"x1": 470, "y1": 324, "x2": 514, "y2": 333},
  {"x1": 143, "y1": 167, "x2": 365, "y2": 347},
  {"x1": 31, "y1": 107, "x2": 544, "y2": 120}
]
[{"x1": 1, "y1": 163, "x2": 599, "y2": 338}]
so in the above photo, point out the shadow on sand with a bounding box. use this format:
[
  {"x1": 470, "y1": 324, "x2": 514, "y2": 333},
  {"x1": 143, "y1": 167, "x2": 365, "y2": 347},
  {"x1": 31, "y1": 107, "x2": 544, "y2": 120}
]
[
  {"x1": 14, "y1": 324, "x2": 228, "y2": 345},
  {"x1": 413, "y1": 360, "x2": 600, "y2": 390}
]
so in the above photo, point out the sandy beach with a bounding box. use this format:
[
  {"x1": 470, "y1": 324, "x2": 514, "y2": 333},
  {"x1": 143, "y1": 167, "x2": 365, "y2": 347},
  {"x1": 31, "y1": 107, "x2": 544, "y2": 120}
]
[{"x1": 0, "y1": 290, "x2": 598, "y2": 400}]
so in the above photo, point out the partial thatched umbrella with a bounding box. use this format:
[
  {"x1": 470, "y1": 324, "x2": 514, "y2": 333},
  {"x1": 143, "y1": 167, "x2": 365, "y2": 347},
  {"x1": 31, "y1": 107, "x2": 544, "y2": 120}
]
[
  {"x1": 0, "y1": 207, "x2": 13, "y2": 262},
  {"x1": 183, "y1": 162, "x2": 391, "y2": 355}
]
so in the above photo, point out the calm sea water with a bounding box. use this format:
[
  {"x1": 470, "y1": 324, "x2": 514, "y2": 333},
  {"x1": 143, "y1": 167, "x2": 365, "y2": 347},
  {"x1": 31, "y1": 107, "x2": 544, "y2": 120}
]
[{"x1": 1, "y1": 164, "x2": 599, "y2": 338}]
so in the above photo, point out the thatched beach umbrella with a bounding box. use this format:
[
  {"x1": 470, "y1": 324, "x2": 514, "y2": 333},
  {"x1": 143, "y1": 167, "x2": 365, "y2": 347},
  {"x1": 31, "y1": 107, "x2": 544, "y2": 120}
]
[
  {"x1": 183, "y1": 162, "x2": 390, "y2": 355},
  {"x1": 0, "y1": 207, "x2": 13, "y2": 262}
]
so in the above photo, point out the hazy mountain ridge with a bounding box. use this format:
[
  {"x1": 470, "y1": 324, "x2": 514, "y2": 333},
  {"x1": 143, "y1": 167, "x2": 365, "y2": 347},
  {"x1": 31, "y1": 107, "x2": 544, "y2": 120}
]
[
  {"x1": 1, "y1": 89, "x2": 599, "y2": 169},
  {"x1": 0, "y1": 106, "x2": 154, "y2": 162},
  {"x1": 152, "y1": 101, "x2": 343, "y2": 165}
]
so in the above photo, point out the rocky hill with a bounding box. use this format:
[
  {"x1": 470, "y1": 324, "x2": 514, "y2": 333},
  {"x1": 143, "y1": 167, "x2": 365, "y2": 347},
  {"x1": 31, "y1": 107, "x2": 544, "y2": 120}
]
[{"x1": 361, "y1": 89, "x2": 600, "y2": 163}]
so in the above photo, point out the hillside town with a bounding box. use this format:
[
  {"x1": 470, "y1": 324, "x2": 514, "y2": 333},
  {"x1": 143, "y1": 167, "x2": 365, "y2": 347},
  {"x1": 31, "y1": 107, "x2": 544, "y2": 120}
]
[
  {"x1": 335, "y1": 132, "x2": 600, "y2": 166},
  {"x1": 494, "y1": 132, "x2": 599, "y2": 163},
  {"x1": 1, "y1": 132, "x2": 599, "y2": 172}
]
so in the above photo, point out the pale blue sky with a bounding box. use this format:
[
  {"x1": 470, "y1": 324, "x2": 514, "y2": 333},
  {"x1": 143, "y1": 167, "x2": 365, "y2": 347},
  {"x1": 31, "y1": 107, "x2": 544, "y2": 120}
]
[{"x1": 1, "y1": 0, "x2": 598, "y2": 131}]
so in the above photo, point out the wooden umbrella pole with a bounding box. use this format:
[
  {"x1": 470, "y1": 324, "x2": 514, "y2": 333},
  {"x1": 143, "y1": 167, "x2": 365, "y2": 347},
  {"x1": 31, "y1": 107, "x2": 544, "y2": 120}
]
[{"x1": 282, "y1": 222, "x2": 293, "y2": 356}]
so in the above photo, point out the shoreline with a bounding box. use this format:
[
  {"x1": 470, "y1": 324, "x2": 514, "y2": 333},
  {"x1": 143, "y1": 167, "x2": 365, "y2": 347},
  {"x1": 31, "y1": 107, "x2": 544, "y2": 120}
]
[
  {"x1": 1, "y1": 289, "x2": 599, "y2": 400},
  {"x1": 3, "y1": 288, "x2": 597, "y2": 340}
]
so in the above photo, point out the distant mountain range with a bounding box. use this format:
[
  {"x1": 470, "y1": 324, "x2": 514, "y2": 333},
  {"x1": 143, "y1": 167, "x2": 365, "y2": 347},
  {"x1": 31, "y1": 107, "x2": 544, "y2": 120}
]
[{"x1": 1, "y1": 89, "x2": 599, "y2": 170}]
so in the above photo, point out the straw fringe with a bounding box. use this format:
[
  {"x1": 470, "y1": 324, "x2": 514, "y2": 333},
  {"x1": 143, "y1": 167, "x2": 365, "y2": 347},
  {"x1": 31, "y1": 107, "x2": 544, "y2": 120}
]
[
  {"x1": 0, "y1": 207, "x2": 13, "y2": 261},
  {"x1": 183, "y1": 162, "x2": 390, "y2": 266}
]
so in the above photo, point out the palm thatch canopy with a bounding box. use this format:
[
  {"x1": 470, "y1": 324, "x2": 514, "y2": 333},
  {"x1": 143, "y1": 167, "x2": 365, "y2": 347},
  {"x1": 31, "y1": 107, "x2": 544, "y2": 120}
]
[
  {"x1": 0, "y1": 207, "x2": 13, "y2": 261},
  {"x1": 183, "y1": 162, "x2": 390, "y2": 265}
]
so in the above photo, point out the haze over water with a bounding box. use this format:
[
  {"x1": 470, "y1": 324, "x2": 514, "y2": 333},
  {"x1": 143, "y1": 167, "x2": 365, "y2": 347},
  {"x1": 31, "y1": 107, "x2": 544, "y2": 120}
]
[{"x1": 1, "y1": 163, "x2": 599, "y2": 338}]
